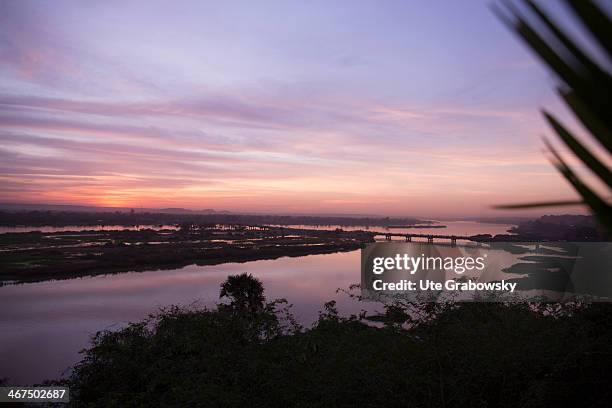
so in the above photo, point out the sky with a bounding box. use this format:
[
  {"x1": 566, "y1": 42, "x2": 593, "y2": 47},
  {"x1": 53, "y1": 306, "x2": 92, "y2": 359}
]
[{"x1": 0, "y1": 0, "x2": 607, "y2": 217}]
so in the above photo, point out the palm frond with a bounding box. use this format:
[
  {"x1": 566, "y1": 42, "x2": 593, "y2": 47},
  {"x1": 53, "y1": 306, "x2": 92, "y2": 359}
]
[
  {"x1": 493, "y1": 199, "x2": 585, "y2": 209},
  {"x1": 543, "y1": 111, "x2": 612, "y2": 189},
  {"x1": 559, "y1": 89, "x2": 612, "y2": 152},
  {"x1": 566, "y1": 0, "x2": 612, "y2": 58},
  {"x1": 543, "y1": 138, "x2": 612, "y2": 230},
  {"x1": 494, "y1": 0, "x2": 612, "y2": 232}
]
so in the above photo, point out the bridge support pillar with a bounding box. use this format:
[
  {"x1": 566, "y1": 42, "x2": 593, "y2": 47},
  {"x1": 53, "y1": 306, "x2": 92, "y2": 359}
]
[
  {"x1": 405, "y1": 235, "x2": 411, "y2": 242},
  {"x1": 427, "y1": 236, "x2": 434, "y2": 244},
  {"x1": 451, "y1": 237, "x2": 457, "y2": 246}
]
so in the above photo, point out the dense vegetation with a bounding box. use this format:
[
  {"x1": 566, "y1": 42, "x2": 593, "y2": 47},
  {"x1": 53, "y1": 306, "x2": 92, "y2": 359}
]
[{"x1": 54, "y1": 274, "x2": 612, "y2": 407}]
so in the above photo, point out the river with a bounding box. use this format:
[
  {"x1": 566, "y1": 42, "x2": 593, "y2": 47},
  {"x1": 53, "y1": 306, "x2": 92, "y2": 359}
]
[{"x1": 0, "y1": 221, "x2": 514, "y2": 385}]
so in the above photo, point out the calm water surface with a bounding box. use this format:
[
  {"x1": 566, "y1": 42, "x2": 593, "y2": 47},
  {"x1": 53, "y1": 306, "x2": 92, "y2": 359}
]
[
  {"x1": 0, "y1": 222, "x2": 513, "y2": 385},
  {"x1": 280, "y1": 221, "x2": 514, "y2": 237}
]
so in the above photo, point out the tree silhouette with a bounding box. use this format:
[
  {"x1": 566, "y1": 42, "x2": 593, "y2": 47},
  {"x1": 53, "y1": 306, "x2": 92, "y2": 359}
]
[{"x1": 219, "y1": 272, "x2": 266, "y2": 313}]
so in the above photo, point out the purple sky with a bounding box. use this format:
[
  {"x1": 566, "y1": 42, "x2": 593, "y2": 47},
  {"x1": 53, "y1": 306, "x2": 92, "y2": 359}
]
[{"x1": 0, "y1": 1, "x2": 604, "y2": 217}]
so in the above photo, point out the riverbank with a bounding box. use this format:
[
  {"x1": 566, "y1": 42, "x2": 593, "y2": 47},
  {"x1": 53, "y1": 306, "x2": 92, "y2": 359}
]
[{"x1": 0, "y1": 226, "x2": 374, "y2": 284}]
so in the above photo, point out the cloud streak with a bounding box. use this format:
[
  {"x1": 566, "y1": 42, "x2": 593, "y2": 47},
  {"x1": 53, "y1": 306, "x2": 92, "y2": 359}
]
[{"x1": 0, "y1": 0, "x2": 588, "y2": 217}]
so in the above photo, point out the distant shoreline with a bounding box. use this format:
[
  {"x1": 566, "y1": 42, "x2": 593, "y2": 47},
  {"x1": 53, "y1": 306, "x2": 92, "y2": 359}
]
[
  {"x1": 387, "y1": 224, "x2": 447, "y2": 229},
  {"x1": 0, "y1": 209, "x2": 430, "y2": 229}
]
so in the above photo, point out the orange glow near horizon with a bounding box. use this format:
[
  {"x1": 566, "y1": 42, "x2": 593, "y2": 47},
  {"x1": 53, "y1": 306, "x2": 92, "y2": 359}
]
[{"x1": 0, "y1": 1, "x2": 601, "y2": 218}]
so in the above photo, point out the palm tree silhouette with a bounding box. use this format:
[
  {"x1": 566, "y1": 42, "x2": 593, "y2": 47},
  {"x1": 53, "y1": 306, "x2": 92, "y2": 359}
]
[{"x1": 220, "y1": 272, "x2": 266, "y2": 313}]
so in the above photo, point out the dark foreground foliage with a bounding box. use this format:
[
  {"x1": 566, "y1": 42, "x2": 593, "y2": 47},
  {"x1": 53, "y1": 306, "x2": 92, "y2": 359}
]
[{"x1": 54, "y1": 277, "x2": 612, "y2": 408}]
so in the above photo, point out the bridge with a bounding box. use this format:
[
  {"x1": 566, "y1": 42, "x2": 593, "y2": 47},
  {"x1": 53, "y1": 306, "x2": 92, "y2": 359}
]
[{"x1": 373, "y1": 232, "x2": 477, "y2": 245}]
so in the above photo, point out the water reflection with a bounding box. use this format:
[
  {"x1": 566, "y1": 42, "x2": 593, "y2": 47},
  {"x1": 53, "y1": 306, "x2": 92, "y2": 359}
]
[
  {"x1": 0, "y1": 251, "x2": 368, "y2": 385},
  {"x1": 0, "y1": 221, "x2": 514, "y2": 385},
  {"x1": 279, "y1": 221, "x2": 515, "y2": 237}
]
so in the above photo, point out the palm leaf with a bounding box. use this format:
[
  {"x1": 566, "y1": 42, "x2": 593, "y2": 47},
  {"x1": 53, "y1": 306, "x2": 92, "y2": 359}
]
[
  {"x1": 493, "y1": 199, "x2": 585, "y2": 209},
  {"x1": 494, "y1": 0, "x2": 612, "y2": 232},
  {"x1": 525, "y1": 0, "x2": 610, "y2": 86},
  {"x1": 566, "y1": 0, "x2": 612, "y2": 58},
  {"x1": 559, "y1": 89, "x2": 612, "y2": 152},
  {"x1": 543, "y1": 111, "x2": 612, "y2": 189},
  {"x1": 543, "y1": 138, "x2": 612, "y2": 230}
]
